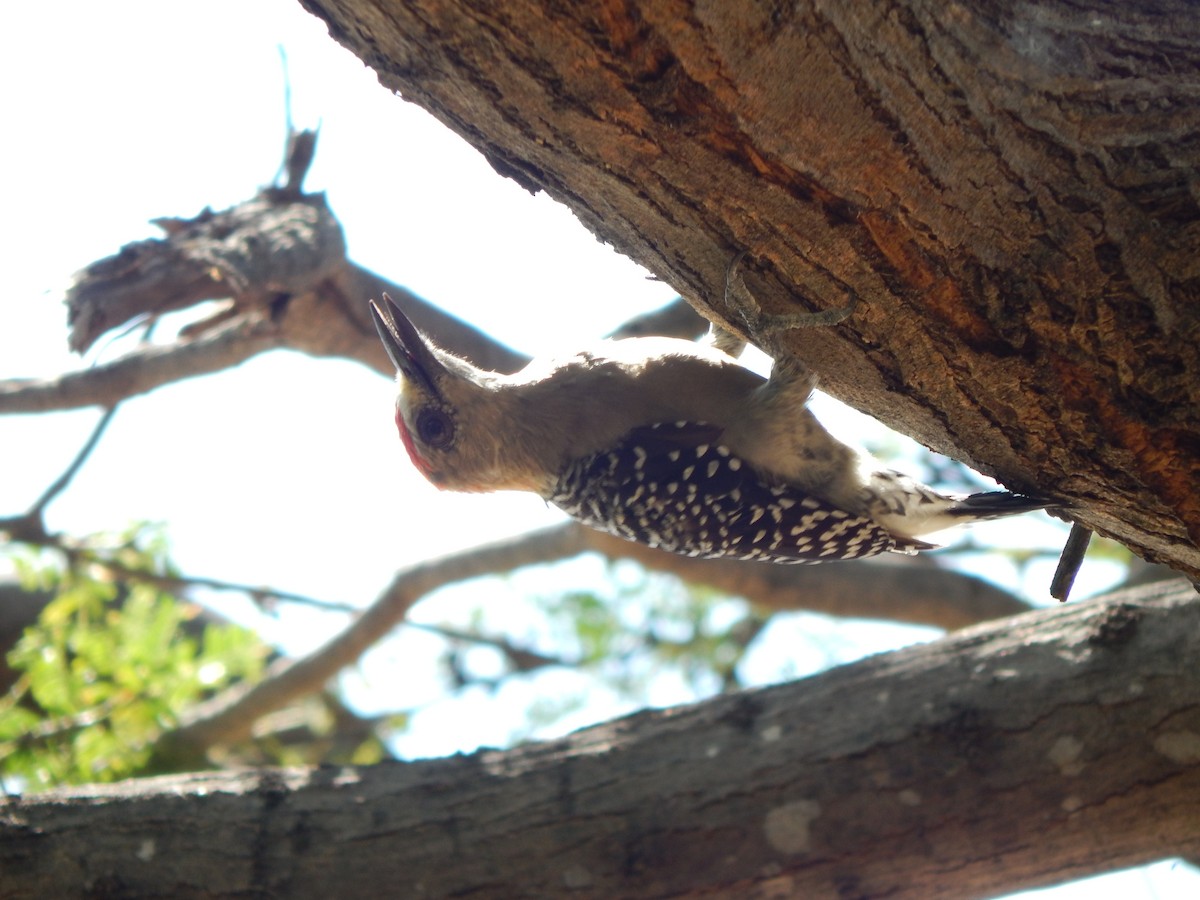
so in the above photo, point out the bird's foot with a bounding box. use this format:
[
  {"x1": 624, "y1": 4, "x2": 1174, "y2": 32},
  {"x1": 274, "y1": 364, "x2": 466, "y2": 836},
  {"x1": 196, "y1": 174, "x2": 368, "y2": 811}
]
[{"x1": 723, "y1": 249, "x2": 859, "y2": 346}]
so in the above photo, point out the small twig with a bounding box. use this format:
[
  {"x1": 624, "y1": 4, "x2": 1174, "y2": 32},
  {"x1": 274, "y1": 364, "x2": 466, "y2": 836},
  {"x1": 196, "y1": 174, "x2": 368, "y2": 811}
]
[
  {"x1": 89, "y1": 551, "x2": 568, "y2": 669},
  {"x1": 5, "y1": 697, "x2": 119, "y2": 748},
  {"x1": 1051, "y1": 523, "x2": 1094, "y2": 602},
  {"x1": 280, "y1": 45, "x2": 295, "y2": 138},
  {"x1": 52, "y1": 543, "x2": 572, "y2": 672},
  {"x1": 64, "y1": 549, "x2": 359, "y2": 614},
  {"x1": 89, "y1": 315, "x2": 154, "y2": 361},
  {"x1": 9, "y1": 514, "x2": 572, "y2": 671},
  {"x1": 28, "y1": 406, "x2": 118, "y2": 519},
  {"x1": 272, "y1": 48, "x2": 319, "y2": 198},
  {"x1": 0, "y1": 405, "x2": 120, "y2": 544},
  {"x1": 414, "y1": 621, "x2": 567, "y2": 673}
]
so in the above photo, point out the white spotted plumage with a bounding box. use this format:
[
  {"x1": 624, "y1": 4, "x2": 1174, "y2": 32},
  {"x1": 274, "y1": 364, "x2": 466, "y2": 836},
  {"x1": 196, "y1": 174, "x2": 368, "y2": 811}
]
[
  {"x1": 369, "y1": 295, "x2": 1053, "y2": 565},
  {"x1": 549, "y1": 422, "x2": 923, "y2": 564}
]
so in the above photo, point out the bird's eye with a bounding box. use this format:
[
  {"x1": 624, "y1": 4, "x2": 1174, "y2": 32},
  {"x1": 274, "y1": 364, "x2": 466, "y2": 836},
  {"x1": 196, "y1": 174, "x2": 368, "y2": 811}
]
[{"x1": 416, "y1": 407, "x2": 454, "y2": 449}]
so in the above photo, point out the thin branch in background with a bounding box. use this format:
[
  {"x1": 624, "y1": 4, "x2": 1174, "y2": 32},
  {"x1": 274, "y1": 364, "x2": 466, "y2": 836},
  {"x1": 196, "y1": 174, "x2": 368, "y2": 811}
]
[
  {"x1": 63, "y1": 549, "x2": 359, "y2": 614},
  {"x1": 280, "y1": 45, "x2": 295, "y2": 141},
  {"x1": 0, "y1": 315, "x2": 281, "y2": 414},
  {"x1": 149, "y1": 524, "x2": 593, "y2": 761},
  {"x1": 27, "y1": 406, "x2": 118, "y2": 521},
  {"x1": 408, "y1": 620, "x2": 567, "y2": 673},
  {"x1": 11, "y1": 513, "x2": 564, "y2": 672},
  {"x1": 136, "y1": 563, "x2": 571, "y2": 670},
  {"x1": 1, "y1": 405, "x2": 121, "y2": 545},
  {"x1": 273, "y1": 47, "x2": 320, "y2": 197},
  {"x1": 11, "y1": 529, "x2": 561, "y2": 670},
  {"x1": 64, "y1": 545, "x2": 568, "y2": 672}
]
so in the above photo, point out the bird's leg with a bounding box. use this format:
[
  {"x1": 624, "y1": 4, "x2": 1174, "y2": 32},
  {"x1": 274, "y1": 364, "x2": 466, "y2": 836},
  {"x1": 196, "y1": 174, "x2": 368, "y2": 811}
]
[
  {"x1": 723, "y1": 249, "x2": 859, "y2": 350},
  {"x1": 707, "y1": 321, "x2": 750, "y2": 358}
]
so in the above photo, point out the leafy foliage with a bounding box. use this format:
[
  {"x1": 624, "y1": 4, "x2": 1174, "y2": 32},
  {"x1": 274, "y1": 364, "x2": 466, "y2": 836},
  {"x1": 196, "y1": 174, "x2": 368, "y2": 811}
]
[{"x1": 0, "y1": 526, "x2": 268, "y2": 790}]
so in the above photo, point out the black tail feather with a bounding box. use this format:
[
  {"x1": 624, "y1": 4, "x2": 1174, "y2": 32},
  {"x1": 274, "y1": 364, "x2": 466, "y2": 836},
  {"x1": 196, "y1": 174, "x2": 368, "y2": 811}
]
[{"x1": 948, "y1": 491, "x2": 1055, "y2": 520}]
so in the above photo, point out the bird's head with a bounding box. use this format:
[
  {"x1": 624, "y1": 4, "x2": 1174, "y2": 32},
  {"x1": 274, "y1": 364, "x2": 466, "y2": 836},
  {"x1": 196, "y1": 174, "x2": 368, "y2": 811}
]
[{"x1": 370, "y1": 294, "x2": 534, "y2": 493}]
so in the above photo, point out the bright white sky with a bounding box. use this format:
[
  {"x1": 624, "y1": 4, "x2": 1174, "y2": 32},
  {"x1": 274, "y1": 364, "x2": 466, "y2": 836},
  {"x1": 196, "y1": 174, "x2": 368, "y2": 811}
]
[{"x1": 0, "y1": 2, "x2": 1193, "y2": 895}]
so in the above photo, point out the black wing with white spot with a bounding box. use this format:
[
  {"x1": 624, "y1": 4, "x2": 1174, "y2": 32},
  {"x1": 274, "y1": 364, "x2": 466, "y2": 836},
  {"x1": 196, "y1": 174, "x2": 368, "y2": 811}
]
[{"x1": 549, "y1": 421, "x2": 929, "y2": 564}]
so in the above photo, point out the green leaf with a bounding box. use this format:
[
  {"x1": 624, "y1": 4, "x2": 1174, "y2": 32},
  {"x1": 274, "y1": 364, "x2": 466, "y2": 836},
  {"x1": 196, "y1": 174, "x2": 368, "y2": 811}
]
[{"x1": 3, "y1": 525, "x2": 270, "y2": 789}]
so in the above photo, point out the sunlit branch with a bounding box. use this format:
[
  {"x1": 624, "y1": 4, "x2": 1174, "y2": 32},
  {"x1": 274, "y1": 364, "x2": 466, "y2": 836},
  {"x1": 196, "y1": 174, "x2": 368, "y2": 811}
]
[{"x1": 0, "y1": 315, "x2": 280, "y2": 414}]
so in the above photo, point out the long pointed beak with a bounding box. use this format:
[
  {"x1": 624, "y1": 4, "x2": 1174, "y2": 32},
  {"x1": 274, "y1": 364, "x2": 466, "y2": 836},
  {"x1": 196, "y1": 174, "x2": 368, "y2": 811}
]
[{"x1": 369, "y1": 294, "x2": 442, "y2": 395}]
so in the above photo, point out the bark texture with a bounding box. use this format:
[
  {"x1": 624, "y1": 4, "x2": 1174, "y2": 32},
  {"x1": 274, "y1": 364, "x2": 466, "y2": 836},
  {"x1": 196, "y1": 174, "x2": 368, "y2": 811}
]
[
  {"x1": 299, "y1": 0, "x2": 1200, "y2": 578},
  {"x1": 3, "y1": 581, "x2": 1199, "y2": 898}
]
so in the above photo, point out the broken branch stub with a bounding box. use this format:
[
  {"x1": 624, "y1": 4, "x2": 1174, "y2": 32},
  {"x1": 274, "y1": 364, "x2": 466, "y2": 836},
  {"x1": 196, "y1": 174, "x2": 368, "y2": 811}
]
[{"x1": 66, "y1": 191, "x2": 348, "y2": 354}]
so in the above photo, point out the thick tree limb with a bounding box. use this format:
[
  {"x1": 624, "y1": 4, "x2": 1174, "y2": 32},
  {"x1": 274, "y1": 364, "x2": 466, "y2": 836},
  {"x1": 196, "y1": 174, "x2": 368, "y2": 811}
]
[
  {"x1": 5, "y1": 580, "x2": 1198, "y2": 898},
  {"x1": 300, "y1": 0, "x2": 1200, "y2": 579}
]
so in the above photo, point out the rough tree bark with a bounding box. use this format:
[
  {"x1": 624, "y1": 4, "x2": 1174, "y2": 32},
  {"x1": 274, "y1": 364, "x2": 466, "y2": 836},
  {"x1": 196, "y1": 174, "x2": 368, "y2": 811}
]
[
  {"x1": 4, "y1": 581, "x2": 1199, "y2": 898},
  {"x1": 300, "y1": 0, "x2": 1200, "y2": 579}
]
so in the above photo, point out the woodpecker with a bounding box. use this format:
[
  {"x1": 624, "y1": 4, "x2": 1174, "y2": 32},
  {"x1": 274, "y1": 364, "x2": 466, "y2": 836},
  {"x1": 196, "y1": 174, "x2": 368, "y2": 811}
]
[{"x1": 370, "y1": 294, "x2": 1050, "y2": 564}]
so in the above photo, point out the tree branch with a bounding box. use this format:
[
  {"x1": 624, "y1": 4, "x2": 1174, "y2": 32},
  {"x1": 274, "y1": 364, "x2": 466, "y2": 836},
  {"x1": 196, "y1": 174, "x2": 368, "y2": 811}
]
[
  {"x1": 1, "y1": 127, "x2": 537, "y2": 418},
  {"x1": 8, "y1": 580, "x2": 1199, "y2": 898},
  {"x1": 148, "y1": 520, "x2": 1029, "y2": 766},
  {"x1": 149, "y1": 525, "x2": 580, "y2": 763},
  {"x1": 575, "y1": 524, "x2": 1033, "y2": 628},
  {"x1": 0, "y1": 315, "x2": 280, "y2": 414}
]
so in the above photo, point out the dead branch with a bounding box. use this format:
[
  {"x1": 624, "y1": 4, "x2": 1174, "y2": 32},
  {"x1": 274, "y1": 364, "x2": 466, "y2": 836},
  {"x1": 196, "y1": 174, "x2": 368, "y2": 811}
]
[{"x1": 0, "y1": 131, "x2": 534, "y2": 418}]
